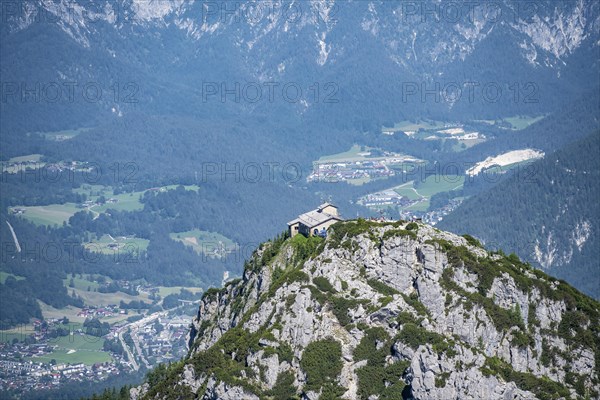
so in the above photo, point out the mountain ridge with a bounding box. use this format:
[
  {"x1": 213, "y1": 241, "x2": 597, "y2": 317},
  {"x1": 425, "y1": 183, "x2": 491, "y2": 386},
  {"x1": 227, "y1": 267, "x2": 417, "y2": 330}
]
[
  {"x1": 2, "y1": 0, "x2": 599, "y2": 134},
  {"x1": 133, "y1": 220, "x2": 600, "y2": 400}
]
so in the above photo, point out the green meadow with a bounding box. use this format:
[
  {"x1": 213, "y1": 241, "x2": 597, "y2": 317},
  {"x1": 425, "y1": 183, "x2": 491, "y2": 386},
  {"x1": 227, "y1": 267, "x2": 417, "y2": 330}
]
[
  {"x1": 8, "y1": 154, "x2": 43, "y2": 163},
  {"x1": 383, "y1": 120, "x2": 448, "y2": 133},
  {"x1": 414, "y1": 174, "x2": 464, "y2": 197},
  {"x1": 170, "y1": 229, "x2": 237, "y2": 257},
  {"x1": 27, "y1": 335, "x2": 112, "y2": 365},
  {"x1": 503, "y1": 115, "x2": 546, "y2": 130},
  {"x1": 318, "y1": 144, "x2": 373, "y2": 162},
  {"x1": 403, "y1": 175, "x2": 464, "y2": 211},
  {"x1": 40, "y1": 127, "x2": 91, "y2": 141},
  {"x1": 157, "y1": 286, "x2": 203, "y2": 298},
  {"x1": 14, "y1": 184, "x2": 200, "y2": 226},
  {"x1": 83, "y1": 234, "x2": 149, "y2": 255},
  {"x1": 393, "y1": 182, "x2": 421, "y2": 200},
  {"x1": 62, "y1": 275, "x2": 101, "y2": 292},
  {"x1": 0, "y1": 271, "x2": 25, "y2": 284},
  {"x1": 384, "y1": 176, "x2": 464, "y2": 212},
  {"x1": 10, "y1": 203, "x2": 81, "y2": 226}
]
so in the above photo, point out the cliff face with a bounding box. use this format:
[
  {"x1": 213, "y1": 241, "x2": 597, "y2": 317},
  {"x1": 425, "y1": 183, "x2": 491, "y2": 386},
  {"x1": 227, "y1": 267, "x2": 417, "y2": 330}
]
[{"x1": 135, "y1": 220, "x2": 600, "y2": 400}]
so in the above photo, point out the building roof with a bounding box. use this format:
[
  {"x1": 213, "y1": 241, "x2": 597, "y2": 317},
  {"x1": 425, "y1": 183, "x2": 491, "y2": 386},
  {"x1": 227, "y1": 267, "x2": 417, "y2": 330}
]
[
  {"x1": 318, "y1": 202, "x2": 337, "y2": 210},
  {"x1": 299, "y1": 210, "x2": 339, "y2": 228},
  {"x1": 288, "y1": 205, "x2": 341, "y2": 228}
]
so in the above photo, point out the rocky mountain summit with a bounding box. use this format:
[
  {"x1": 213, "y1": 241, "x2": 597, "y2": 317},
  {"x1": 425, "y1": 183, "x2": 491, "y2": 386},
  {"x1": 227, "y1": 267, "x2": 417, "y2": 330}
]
[{"x1": 133, "y1": 220, "x2": 599, "y2": 400}]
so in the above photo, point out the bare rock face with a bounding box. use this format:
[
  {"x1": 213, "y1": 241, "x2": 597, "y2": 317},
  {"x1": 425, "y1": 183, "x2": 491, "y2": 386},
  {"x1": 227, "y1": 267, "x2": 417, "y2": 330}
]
[
  {"x1": 135, "y1": 220, "x2": 600, "y2": 400},
  {"x1": 129, "y1": 383, "x2": 148, "y2": 400},
  {"x1": 203, "y1": 377, "x2": 259, "y2": 400}
]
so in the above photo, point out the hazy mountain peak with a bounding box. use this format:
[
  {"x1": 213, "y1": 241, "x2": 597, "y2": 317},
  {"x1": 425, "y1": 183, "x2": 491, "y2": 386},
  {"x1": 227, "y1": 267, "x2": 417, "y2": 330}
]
[{"x1": 130, "y1": 0, "x2": 186, "y2": 22}]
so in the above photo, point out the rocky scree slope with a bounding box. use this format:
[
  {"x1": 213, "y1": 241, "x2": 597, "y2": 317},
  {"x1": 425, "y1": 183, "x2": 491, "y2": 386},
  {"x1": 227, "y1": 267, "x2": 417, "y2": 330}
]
[{"x1": 133, "y1": 220, "x2": 600, "y2": 400}]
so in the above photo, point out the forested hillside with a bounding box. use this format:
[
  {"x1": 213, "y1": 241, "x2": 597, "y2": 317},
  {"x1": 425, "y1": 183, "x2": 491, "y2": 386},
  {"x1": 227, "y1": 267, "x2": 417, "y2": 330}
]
[{"x1": 440, "y1": 133, "x2": 600, "y2": 298}]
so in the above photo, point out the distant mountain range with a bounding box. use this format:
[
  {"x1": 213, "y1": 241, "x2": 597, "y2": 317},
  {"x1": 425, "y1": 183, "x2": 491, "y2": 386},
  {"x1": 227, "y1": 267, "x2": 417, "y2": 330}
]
[{"x1": 2, "y1": 0, "x2": 599, "y2": 135}]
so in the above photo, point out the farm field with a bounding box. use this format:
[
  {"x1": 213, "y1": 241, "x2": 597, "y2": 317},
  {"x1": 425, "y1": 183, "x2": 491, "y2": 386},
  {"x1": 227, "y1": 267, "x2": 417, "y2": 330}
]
[
  {"x1": 83, "y1": 234, "x2": 149, "y2": 255},
  {"x1": 414, "y1": 175, "x2": 464, "y2": 197},
  {"x1": 170, "y1": 229, "x2": 237, "y2": 258},
  {"x1": 84, "y1": 188, "x2": 146, "y2": 213},
  {"x1": 93, "y1": 192, "x2": 145, "y2": 213},
  {"x1": 157, "y1": 286, "x2": 203, "y2": 298},
  {"x1": 27, "y1": 334, "x2": 112, "y2": 365},
  {"x1": 161, "y1": 184, "x2": 199, "y2": 192},
  {"x1": 72, "y1": 184, "x2": 110, "y2": 197},
  {"x1": 318, "y1": 144, "x2": 373, "y2": 162},
  {"x1": 0, "y1": 271, "x2": 25, "y2": 284},
  {"x1": 39, "y1": 127, "x2": 91, "y2": 141},
  {"x1": 450, "y1": 138, "x2": 486, "y2": 151},
  {"x1": 383, "y1": 120, "x2": 448, "y2": 133},
  {"x1": 8, "y1": 154, "x2": 43, "y2": 163},
  {"x1": 10, "y1": 203, "x2": 81, "y2": 226},
  {"x1": 63, "y1": 273, "x2": 203, "y2": 307},
  {"x1": 14, "y1": 184, "x2": 200, "y2": 226},
  {"x1": 503, "y1": 115, "x2": 546, "y2": 130},
  {"x1": 72, "y1": 185, "x2": 145, "y2": 213},
  {"x1": 362, "y1": 175, "x2": 465, "y2": 214},
  {"x1": 370, "y1": 176, "x2": 464, "y2": 212},
  {"x1": 393, "y1": 182, "x2": 421, "y2": 200},
  {"x1": 318, "y1": 145, "x2": 419, "y2": 164},
  {"x1": 63, "y1": 275, "x2": 101, "y2": 292},
  {"x1": 69, "y1": 287, "x2": 152, "y2": 308},
  {"x1": 38, "y1": 302, "x2": 87, "y2": 324},
  {"x1": 76, "y1": 184, "x2": 200, "y2": 213},
  {"x1": 382, "y1": 121, "x2": 487, "y2": 153},
  {"x1": 0, "y1": 324, "x2": 37, "y2": 343},
  {"x1": 403, "y1": 199, "x2": 429, "y2": 212},
  {"x1": 403, "y1": 175, "x2": 464, "y2": 211},
  {"x1": 347, "y1": 176, "x2": 373, "y2": 186},
  {"x1": 38, "y1": 300, "x2": 143, "y2": 327},
  {"x1": 4, "y1": 154, "x2": 45, "y2": 173}
]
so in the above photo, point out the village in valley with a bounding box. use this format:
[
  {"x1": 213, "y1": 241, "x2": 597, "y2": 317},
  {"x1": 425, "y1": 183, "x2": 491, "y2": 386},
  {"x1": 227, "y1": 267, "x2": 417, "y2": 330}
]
[
  {"x1": 357, "y1": 178, "x2": 466, "y2": 225},
  {"x1": 0, "y1": 261, "x2": 203, "y2": 395},
  {"x1": 0, "y1": 294, "x2": 194, "y2": 393},
  {"x1": 307, "y1": 145, "x2": 425, "y2": 185},
  {"x1": 306, "y1": 142, "x2": 466, "y2": 224}
]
